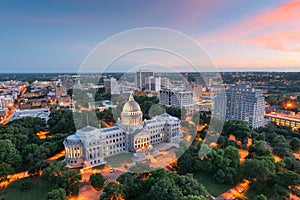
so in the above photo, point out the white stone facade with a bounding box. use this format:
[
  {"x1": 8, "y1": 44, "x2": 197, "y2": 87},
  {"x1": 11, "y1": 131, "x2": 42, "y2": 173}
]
[{"x1": 64, "y1": 93, "x2": 181, "y2": 168}]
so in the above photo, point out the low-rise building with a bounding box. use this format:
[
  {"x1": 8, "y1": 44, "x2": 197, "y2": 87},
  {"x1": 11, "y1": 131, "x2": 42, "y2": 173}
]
[{"x1": 63, "y1": 93, "x2": 181, "y2": 168}]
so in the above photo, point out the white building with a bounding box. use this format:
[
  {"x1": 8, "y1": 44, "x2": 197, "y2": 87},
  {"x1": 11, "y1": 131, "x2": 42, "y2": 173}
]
[
  {"x1": 145, "y1": 76, "x2": 161, "y2": 92},
  {"x1": 136, "y1": 70, "x2": 154, "y2": 89},
  {"x1": 10, "y1": 108, "x2": 50, "y2": 122},
  {"x1": 104, "y1": 77, "x2": 120, "y2": 94},
  {"x1": 213, "y1": 83, "x2": 265, "y2": 128},
  {"x1": 159, "y1": 88, "x2": 195, "y2": 116},
  {"x1": 0, "y1": 95, "x2": 14, "y2": 109},
  {"x1": 63, "y1": 93, "x2": 181, "y2": 168}
]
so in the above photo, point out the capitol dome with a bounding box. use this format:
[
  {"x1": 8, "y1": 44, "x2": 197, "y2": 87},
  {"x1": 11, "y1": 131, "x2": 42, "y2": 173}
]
[
  {"x1": 123, "y1": 94, "x2": 141, "y2": 113},
  {"x1": 120, "y1": 93, "x2": 143, "y2": 127}
]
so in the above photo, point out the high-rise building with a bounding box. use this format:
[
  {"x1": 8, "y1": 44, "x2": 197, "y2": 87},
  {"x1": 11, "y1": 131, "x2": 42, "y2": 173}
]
[
  {"x1": 193, "y1": 84, "x2": 203, "y2": 99},
  {"x1": 136, "y1": 70, "x2": 154, "y2": 89},
  {"x1": 145, "y1": 76, "x2": 161, "y2": 92},
  {"x1": 160, "y1": 89, "x2": 193, "y2": 108},
  {"x1": 104, "y1": 77, "x2": 119, "y2": 94},
  {"x1": 213, "y1": 83, "x2": 265, "y2": 128},
  {"x1": 161, "y1": 77, "x2": 170, "y2": 89}
]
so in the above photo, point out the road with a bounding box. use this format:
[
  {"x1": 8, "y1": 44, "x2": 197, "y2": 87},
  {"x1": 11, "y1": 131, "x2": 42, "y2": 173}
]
[
  {"x1": 46, "y1": 150, "x2": 65, "y2": 161},
  {"x1": 74, "y1": 167, "x2": 125, "y2": 200},
  {"x1": 0, "y1": 171, "x2": 29, "y2": 189},
  {"x1": 0, "y1": 106, "x2": 14, "y2": 125},
  {"x1": 218, "y1": 180, "x2": 250, "y2": 200}
]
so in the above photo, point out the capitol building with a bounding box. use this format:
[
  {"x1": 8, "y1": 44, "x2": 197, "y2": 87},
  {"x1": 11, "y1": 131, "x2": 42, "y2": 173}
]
[{"x1": 63, "y1": 93, "x2": 181, "y2": 168}]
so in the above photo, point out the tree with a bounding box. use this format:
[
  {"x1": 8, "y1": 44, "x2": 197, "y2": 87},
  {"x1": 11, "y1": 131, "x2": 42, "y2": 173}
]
[
  {"x1": 183, "y1": 195, "x2": 207, "y2": 200},
  {"x1": 197, "y1": 146, "x2": 240, "y2": 184},
  {"x1": 147, "y1": 178, "x2": 183, "y2": 200},
  {"x1": 42, "y1": 162, "x2": 82, "y2": 196},
  {"x1": 117, "y1": 173, "x2": 143, "y2": 197},
  {"x1": 222, "y1": 120, "x2": 251, "y2": 145},
  {"x1": 72, "y1": 89, "x2": 90, "y2": 108},
  {"x1": 173, "y1": 174, "x2": 208, "y2": 197},
  {"x1": 0, "y1": 139, "x2": 22, "y2": 181},
  {"x1": 48, "y1": 110, "x2": 75, "y2": 133},
  {"x1": 273, "y1": 170, "x2": 300, "y2": 198},
  {"x1": 283, "y1": 157, "x2": 300, "y2": 174},
  {"x1": 177, "y1": 148, "x2": 195, "y2": 174},
  {"x1": 271, "y1": 135, "x2": 292, "y2": 158},
  {"x1": 100, "y1": 182, "x2": 126, "y2": 200},
  {"x1": 0, "y1": 162, "x2": 13, "y2": 182},
  {"x1": 90, "y1": 173, "x2": 106, "y2": 191},
  {"x1": 254, "y1": 194, "x2": 267, "y2": 200},
  {"x1": 290, "y1": 137, "x2": 300, "y2": 152},
  {"x1": 28, "y1": 160, "x2": 49, "y2": 176},
  {"x1": 140, "y1": 101, "x2": 154, "y2": 119},
  {"x1": 241, "y1": 158, "x2": 275, "y2": 184},
  {"x1": 247, "y1": 141, "x2": 272, "y2": 159},
  {"x1": 45, "y1": 188, "x2": 68, "y2": 200}
]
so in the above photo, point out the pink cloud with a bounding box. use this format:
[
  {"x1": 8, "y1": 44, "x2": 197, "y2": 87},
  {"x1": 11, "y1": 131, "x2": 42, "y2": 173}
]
[
  {"x1": 204, "y1": 0, "x2": 300, "y2": 52},
  {"x1": 246, "y1": 29, "x2": 300, "y2": 52}
]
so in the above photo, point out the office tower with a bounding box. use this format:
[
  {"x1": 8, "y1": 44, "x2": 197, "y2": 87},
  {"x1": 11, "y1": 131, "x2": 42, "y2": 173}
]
[
  {"x1": 104, "y1": 77, "x2": 119, "y2": 94},
  {"x1": 145, "y1": 76, "x2": 161, "y2": 92},
  {"x1": 161, "y1": 77, "x2": 170, "y2": 89},
  {"x1": 160, "y1": 88, "x2": 193, "y2": 108},
  {"x1": 136, "y1": 70, "x2": 154, "y2": 89},
  {"x1": 193, "y1": 84, "x2": 203, "y2": 99}
]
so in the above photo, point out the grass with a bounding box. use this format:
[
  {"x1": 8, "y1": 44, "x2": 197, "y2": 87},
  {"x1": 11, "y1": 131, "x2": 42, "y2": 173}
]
[
  {"x1": 105, "y1": 152, "x2": 134, "y2": 168},
  {"x1": 0, "y1": 177, "x2": 54, "y2": 200},
  {"x1": 193, "y1": 171, "x2": 235, "y2": 197}
]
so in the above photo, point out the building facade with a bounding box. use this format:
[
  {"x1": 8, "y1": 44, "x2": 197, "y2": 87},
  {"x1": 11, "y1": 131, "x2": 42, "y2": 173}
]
[
  {"x1": 265, "y1": 112, "x2": 300, "y2": 131},
  {"x1": 213, "y1": 83, "x2": 265, "y2": 128},
  {"x1": 63, "y1": 93, "x2": 181, "y2": 168},
  {"x1": 160, "y1": 88, "x2": 194, "y2": 116},
  {"x1": 159, "y1": 89, "x2": 193, "y2": 108},
  {"x1": 104, "y1": 77, "x2": 119, "y2": 94},
  {"x1": 145, "y1": 76, "x2": 161, "y2": 92},
  {"x1": 136, "y1": 70, "x2": 154, "y2": 89}
]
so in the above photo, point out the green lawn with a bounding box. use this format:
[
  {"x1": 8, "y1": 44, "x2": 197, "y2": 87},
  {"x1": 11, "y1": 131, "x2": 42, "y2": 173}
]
[
  {"x1": 0, "y1": 177, "x2": 54, "y2": 200},
  {"x1": 105, "y1": 152, "x2": 134, "y2": 168},
  {"x1": 193, "y1": 171, "x2": 234, "y2": 197}
]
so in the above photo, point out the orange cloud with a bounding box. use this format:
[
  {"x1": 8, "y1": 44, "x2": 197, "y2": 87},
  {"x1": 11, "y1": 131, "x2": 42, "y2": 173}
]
[
  {"x1": 246, "y1": 29, "x2": 300, "y2": 52},
  {"x1": 205, "y1": 0, "x2": 300, "y2": 52}
]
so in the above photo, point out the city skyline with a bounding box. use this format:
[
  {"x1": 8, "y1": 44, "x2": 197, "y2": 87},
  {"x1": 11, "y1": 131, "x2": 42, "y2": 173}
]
[{"x1": 1, "y1": 0, "x2": 300, "y2": 72}]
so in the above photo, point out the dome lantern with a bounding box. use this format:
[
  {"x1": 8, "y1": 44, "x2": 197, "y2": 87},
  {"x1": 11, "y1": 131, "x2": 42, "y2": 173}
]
[{"x1": 120, "y1": 92, "x2": 143, "y2": 127}]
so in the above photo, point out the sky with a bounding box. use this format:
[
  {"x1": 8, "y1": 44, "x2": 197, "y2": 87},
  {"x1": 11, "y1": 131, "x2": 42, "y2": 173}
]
[{"x1": 0, "y1": 0, "x2": 300, "y2": 72}]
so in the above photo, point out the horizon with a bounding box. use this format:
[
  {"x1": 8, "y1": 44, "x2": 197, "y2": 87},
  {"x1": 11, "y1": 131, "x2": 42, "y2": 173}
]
[{"x1": 1, "y1": 1, "x2": 300, "y2": 72}]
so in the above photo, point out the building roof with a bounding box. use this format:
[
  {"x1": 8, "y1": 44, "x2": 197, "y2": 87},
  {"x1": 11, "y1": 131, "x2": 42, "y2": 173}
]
[
  {"x1": 122, "y1": 93, "x2": 141, "y2": 113},
  {"x1": 66, "y1": 134, "x2": 80, "y2": 141}
]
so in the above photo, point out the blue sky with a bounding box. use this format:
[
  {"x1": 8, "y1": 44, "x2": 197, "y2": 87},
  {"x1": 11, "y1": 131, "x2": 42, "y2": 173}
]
[{"x1": 0, "y1": 0, "x2": 300, "y2": 72}]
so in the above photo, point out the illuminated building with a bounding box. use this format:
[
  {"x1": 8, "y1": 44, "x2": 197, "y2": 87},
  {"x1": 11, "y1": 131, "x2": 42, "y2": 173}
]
[
  {"x1": 214, "y1": 83, "x2": 265, "y2": 128},
  {"x1": 63, "y1": 93, "x2": 181, "y2": 168},
  {"x1": 265, "y1": 112, "x2": 300, "y2": 131}
]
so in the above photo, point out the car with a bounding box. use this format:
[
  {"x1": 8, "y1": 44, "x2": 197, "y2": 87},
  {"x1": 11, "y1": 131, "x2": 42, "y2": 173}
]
[{"x1": 109, "y1": 167, "x2": 113, "y2": 173}]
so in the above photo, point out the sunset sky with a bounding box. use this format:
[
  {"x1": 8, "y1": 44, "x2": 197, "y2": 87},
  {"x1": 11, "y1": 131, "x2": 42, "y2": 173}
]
[{"x1": 1, "y1": 0, "x2": 300, "y2": 72}]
